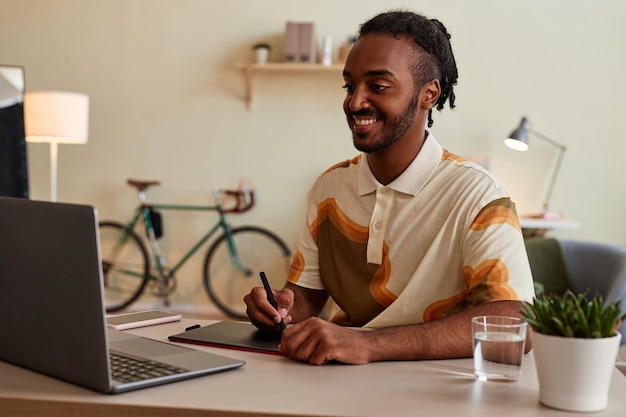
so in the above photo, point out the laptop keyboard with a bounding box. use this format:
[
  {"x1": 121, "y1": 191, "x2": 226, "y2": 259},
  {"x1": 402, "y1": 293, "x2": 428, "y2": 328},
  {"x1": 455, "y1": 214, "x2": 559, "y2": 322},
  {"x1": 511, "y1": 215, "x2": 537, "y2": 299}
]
[{"x1": 110, "y1": 352, "x2": 187, "y2": 383}]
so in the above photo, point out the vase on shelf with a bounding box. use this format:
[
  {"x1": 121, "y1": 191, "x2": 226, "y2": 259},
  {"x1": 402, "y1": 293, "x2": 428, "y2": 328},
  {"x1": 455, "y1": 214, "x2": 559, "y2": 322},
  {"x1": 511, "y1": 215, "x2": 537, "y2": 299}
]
[{"x1": 253, "y1": 43, "x2": 271, "y2": 64}]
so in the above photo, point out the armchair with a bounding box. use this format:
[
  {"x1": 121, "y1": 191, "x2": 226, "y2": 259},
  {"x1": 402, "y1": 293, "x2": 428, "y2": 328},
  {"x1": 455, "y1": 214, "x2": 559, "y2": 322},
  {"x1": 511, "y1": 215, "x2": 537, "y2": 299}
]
[{"x1": 525, "y1": 238, "x2": 626, "y2": 344}]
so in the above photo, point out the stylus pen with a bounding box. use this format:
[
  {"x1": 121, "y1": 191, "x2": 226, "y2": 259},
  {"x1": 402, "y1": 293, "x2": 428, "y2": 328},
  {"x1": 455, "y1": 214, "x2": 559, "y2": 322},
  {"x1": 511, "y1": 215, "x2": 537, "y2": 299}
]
[{"x1": 259, "y1": 272, "x2": 286, "y2": 331}]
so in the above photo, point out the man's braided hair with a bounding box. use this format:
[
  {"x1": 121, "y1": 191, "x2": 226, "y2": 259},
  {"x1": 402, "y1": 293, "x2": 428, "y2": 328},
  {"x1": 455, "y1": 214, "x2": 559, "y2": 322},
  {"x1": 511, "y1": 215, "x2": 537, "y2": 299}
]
[{"x1": 359, "y1": 10, "x2": 458, "y2": 127}]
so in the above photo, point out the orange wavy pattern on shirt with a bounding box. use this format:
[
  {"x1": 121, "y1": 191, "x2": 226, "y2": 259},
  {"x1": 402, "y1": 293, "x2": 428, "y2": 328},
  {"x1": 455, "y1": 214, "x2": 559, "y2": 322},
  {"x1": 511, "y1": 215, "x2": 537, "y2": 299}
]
[
  {"x1": 422, "y1": 291, "x2": 468, "y2": 322},
  {"x1": 310, "y1": 198, "x2": 369, "y2": 244},
  {"x1": 441, "y1": 150, "x2": 470, "y2": 163},
  {"x1": 464, "y1": 259, "x2": 518, "y2": 300},
  {"x1": 422, "y1": 259, "x2": 517, "y2": 321},
  {"x1": 369, "y1": 242, "x2": 396, "y2": 306},
  {"x1": 332, "y1": 310, "x2": 348, "y2": 323},
  {"x1": 322, "y1": 155, "x2": 362, "y2": 175},
  {"x1": 470, "y1": 198, "x2": 522, "y2": 233},
  {"x1": 307, "y1": 198, "x2": 396, "y2": 306},
  {"x1": 287, "y1": 250, "x2": 305, "y2": 284}
]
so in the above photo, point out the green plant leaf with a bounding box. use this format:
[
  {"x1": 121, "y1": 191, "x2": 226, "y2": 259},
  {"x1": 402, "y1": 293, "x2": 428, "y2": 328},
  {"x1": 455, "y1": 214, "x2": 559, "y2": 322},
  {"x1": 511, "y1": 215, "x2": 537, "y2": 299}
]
[{"x1": 520, "y1": 290, "x2": 624, "y2": 338}]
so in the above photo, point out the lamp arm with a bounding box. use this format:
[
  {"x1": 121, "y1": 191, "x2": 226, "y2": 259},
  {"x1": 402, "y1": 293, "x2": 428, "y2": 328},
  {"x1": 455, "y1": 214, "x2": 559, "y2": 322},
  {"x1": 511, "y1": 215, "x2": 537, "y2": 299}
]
[
  {"x1": 528, "y1": 128, "x2": 566, "y2": 152},
  {"x1": 527, "y1": 127, "x2": 567, "y2": 211},
  {"x1": 542, "y1": 143, "x2": 566, "y2": 212}
]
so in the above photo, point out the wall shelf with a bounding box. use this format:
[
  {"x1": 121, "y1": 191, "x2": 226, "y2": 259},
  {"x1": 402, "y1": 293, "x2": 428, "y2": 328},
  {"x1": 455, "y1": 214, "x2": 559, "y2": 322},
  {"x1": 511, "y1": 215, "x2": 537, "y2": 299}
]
[{"x1": 236, "y1": 62, "x2": 343, "y2": 110}]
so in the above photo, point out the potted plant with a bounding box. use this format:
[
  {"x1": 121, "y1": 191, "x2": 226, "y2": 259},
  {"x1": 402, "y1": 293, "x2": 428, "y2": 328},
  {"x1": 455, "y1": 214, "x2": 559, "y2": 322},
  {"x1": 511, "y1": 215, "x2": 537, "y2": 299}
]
[
  {"x1": 252, "y1": 42, "x2": 271, "y2": 64},
  {"x1": 521, "y1": 291, "x2": 625, "y2": 412}
]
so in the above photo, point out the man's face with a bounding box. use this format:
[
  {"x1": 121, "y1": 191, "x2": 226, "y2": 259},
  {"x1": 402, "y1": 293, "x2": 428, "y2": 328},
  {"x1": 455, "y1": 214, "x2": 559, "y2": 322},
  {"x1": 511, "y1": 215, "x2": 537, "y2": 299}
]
[{"x1": 342, "y1": 34, "x2": 422, "y2": 153}]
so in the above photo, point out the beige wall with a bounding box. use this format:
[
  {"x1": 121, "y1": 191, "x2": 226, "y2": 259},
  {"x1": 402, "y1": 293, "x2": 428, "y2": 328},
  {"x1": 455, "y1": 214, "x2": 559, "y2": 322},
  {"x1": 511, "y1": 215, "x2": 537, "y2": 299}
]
[{"x1": 2, "y1": 0, "x2": 625, "y2": 313}]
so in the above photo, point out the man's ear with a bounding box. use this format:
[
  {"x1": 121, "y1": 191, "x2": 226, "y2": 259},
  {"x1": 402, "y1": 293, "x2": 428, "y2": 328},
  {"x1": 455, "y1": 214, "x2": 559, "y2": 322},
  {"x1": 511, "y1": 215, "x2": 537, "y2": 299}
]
[{"x1": 420, "y1": 79, "x2": 441, "y2": 110}]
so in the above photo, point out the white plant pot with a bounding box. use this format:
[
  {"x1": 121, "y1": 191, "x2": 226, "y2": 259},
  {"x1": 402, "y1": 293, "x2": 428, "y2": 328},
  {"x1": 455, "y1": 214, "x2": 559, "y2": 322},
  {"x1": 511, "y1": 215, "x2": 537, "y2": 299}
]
[
  {"x1": 532, "y1": 330, "x2": 621, "y2": 412},
  {"x1": 255, "y1": 48, "x2": 269, "y2": 64}
]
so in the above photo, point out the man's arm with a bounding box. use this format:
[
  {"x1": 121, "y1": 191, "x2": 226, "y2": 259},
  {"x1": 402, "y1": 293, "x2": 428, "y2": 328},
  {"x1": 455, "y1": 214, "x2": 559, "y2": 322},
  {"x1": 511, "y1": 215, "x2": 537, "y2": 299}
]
[
  {"x1": 278, "y1": 300, "x2": 531, "y2": 365},
  {"x1": 364, "y1": 300, "x2": 531, "y2": 361},
  {"x1": 282, "y1": 282, "x2": 329, "y2": 322}
]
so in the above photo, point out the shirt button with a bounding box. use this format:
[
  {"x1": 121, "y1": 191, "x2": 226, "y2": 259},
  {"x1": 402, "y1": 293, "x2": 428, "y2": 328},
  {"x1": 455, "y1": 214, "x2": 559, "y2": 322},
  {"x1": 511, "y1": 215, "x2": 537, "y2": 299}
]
[{"x1": 374, "y1": 222, "x2": 381, "y2": 230}]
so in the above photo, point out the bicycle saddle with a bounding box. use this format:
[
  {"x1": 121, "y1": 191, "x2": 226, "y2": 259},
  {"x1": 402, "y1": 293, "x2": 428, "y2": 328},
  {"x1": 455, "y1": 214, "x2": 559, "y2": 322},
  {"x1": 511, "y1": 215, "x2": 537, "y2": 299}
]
[{"x1": 127, "y1": 179, "x2": 161, "y2": 191}]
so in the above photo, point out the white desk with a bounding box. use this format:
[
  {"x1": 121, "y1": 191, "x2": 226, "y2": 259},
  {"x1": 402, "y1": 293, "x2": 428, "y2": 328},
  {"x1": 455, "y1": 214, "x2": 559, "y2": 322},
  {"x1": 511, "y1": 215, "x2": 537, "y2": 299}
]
[
  {"x1": 520, "y1": 217, "x2": 580, "y2": 239},
  {"x1": 2, "y1": 318, "x2": 626, "y2": 417},
  {"x1": 519, "y1": 218, "x2": 580, "y2": 230}
]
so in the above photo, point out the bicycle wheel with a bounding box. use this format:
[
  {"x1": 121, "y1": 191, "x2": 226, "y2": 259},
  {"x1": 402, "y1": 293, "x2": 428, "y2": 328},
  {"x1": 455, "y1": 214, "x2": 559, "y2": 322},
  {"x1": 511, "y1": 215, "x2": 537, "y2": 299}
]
[
  {"x1": 203, "y1": 226, "x2": 292, "y2": 319},
  {"x1": 98, "y1": 221, "x2": 150, "y2": 312}
]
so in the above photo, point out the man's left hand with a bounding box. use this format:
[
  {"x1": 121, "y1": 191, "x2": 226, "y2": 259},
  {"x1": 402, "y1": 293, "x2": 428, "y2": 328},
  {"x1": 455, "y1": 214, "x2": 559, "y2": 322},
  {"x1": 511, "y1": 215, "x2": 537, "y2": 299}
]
[{"x1": 278, "y1": 317, "x2": 372, "y2": 365}]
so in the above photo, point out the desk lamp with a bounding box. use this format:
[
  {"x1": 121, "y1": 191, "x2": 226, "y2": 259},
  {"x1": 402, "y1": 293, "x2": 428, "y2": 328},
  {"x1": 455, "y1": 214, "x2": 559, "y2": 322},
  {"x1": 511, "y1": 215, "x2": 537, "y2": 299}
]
[
  {"x1": 505, "y1": 116, "x2": 566, "y2": 219},
  {"x1": 24, "y1": 91, "x2": 89, "y2": 202}
]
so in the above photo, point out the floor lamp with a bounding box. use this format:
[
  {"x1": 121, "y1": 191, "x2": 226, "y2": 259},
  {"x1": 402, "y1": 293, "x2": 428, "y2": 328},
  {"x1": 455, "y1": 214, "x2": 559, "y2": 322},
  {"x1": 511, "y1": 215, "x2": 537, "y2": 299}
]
[
  {"x1": 504, "y1": 116, "x2": 566, "y2": 219},
  {"x1": 24, "y1": 91, "x2": 89, "y2": 202}
]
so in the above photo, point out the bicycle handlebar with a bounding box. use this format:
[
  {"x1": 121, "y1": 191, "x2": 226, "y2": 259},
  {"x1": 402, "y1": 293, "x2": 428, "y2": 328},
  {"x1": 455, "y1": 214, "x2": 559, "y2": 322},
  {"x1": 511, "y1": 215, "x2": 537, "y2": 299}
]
[{"x1": 217, "y1": 188, "x2": 255, "y2": 213}]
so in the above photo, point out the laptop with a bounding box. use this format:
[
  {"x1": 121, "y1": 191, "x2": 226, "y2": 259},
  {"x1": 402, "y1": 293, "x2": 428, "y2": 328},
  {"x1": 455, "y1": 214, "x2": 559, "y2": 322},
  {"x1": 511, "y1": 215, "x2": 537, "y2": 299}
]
[{"x1": 0, "y1": 197, "x2": 245, "y2": 394}]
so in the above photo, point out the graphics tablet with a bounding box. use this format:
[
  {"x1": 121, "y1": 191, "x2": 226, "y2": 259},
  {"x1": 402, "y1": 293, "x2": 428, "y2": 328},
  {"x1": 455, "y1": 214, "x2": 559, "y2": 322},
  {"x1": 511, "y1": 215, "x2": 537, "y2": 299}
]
[{"x1": 169, "y1": 321, "x2": 282, "y2": 355}]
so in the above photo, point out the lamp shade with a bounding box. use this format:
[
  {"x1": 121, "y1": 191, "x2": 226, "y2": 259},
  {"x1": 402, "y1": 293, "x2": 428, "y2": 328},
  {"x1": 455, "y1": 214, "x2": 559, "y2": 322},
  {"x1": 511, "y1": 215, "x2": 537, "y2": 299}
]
[
  {"x1": 24, "y1": 91, "x2": 89, "y2": 144},
  {"x1": 504, "y1": 117, "x2": 529, "y2": 151}
]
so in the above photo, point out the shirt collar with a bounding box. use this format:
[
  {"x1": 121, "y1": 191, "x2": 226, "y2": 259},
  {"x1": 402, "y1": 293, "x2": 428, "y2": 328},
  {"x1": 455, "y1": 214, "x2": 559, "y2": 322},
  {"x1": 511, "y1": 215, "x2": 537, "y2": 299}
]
[{"x1": 358, "y1": 133, "x2": 443, "y2": 196}]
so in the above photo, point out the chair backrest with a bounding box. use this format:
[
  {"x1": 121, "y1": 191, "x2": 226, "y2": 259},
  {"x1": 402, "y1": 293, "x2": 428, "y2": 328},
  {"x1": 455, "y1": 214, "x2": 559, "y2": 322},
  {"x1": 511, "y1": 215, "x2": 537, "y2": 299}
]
[
  {"x1": 524, "y1": 238, "x2": 569, "y2": 295},
  {"x1": 560, "y1": 240, "x2": 626, "y2": 308},
  {"x1": 525, "y1": 238, "x2": 626, "y2": 343}
]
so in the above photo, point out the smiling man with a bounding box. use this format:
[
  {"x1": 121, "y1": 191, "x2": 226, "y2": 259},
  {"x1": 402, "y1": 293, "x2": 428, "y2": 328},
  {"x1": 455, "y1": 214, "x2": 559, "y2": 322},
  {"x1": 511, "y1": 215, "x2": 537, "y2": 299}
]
[{"x1": 244, "y1": 10, "x2": 535, "y2": 365}]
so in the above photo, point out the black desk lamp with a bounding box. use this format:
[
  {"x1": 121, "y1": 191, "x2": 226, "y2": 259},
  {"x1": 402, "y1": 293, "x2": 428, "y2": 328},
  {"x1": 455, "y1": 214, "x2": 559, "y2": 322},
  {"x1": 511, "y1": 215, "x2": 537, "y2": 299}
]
[{"x1": 505, "y1": 117, "x2": 566, "y2": 218}]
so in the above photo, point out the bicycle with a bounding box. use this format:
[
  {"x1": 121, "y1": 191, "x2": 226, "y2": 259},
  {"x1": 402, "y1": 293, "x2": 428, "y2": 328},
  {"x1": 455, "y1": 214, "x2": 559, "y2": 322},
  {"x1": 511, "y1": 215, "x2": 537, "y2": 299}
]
[{"x1": 98, "y1": 179, "x2": 292, "y2": 320}]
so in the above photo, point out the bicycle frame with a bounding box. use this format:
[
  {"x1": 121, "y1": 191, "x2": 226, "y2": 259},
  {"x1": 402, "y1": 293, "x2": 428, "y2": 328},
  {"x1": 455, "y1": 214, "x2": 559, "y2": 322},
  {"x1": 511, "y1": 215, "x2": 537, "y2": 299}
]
[{"x1": 118, "y1": 201, "x2": 252, "y2": 284}]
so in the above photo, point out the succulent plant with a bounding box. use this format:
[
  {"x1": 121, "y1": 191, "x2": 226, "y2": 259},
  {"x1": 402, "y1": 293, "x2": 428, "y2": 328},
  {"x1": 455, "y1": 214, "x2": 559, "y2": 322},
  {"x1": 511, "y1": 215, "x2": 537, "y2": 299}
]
[
  {"x1": 521, "y1": 290, "x2": 625, "y2": 338},
  {"x1": 252, "y1": 42, "x2": 271, "y2": 50}
]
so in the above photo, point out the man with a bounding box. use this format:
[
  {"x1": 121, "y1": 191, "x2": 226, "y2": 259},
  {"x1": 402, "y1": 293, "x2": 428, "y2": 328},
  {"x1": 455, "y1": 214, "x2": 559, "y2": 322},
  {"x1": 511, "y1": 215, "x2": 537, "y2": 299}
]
[{"x1": 244, "y1": 10, "x2": 534, "y2": 365}]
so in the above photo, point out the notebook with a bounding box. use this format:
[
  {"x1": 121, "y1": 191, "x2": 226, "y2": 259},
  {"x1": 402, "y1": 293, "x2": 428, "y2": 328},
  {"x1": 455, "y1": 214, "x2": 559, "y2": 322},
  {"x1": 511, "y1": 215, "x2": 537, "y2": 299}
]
[
  {"x1": 169, "y1": 320, "x2": 282, "y2": 355},
  {"x1": 0, "y1": 197, "x2": 245, "y2": 394}
]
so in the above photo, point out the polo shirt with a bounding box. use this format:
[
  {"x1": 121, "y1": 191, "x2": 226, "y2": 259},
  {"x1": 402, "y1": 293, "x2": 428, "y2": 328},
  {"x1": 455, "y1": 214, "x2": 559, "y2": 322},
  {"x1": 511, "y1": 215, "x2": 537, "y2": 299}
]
[{"x1": 288, "y1": 134, "x2": 535, "y2": 328}]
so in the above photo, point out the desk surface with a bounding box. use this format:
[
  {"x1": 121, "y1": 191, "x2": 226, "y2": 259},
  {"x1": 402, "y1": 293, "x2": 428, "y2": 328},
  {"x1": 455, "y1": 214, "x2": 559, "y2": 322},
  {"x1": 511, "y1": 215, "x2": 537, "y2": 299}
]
[
  {"x1": 519, "y1": 217, "x2": 580, "y2": 230},
  {"x1": 2, "y1": 318, "x2": 626, "y2": 417}
]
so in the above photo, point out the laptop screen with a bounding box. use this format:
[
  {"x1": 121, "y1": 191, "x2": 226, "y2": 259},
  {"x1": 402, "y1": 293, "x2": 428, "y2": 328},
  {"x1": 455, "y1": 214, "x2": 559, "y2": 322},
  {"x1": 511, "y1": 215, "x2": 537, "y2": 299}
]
[
  {"x1": 0, "y1": 197, "x2": 112, "y2": 392},
  {"x1": 0, "y1": 197, "x2": 245, "y2": 394}
]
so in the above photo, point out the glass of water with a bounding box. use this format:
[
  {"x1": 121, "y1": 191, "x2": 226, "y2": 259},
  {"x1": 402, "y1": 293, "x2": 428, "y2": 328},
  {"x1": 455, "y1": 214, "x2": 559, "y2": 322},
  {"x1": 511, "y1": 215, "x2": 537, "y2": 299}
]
[{"x1": 472, "y1": 316, "x2": 527, "y2": 382}]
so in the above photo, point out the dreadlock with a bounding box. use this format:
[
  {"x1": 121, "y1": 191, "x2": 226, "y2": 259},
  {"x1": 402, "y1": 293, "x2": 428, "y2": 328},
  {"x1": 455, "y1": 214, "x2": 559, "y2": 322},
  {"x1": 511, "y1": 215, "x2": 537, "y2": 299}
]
[{"x1": 359, "y1": 10, "x2": 458, "y2": 128}]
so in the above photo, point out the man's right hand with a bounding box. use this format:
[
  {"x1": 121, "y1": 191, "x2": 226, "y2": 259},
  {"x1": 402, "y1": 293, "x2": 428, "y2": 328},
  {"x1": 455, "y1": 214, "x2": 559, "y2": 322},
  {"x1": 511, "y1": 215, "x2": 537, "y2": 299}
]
[{"x1": 244, "y1": 286, "x2": 294, "y2": 331}]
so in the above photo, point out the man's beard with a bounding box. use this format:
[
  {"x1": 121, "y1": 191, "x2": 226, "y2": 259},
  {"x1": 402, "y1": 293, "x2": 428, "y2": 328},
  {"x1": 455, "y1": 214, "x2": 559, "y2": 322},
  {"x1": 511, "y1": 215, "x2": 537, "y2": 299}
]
[{"x1": 352, "y1": 94, "x2": 420, "y2": 153}]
